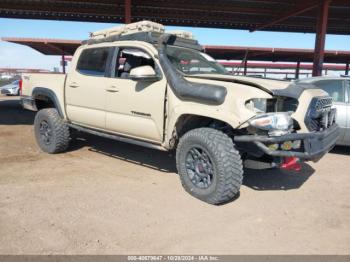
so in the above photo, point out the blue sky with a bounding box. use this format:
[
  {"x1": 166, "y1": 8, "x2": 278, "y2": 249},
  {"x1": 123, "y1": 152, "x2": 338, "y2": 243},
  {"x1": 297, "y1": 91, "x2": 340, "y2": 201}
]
[{"x1": 1, "y1": 18, "x2": 350, "y2": 70}]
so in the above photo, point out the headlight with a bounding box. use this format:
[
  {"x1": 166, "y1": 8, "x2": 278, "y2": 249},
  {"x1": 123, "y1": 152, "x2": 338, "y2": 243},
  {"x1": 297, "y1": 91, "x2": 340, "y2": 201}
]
[
  {"x1": 245, "y1": 98, "x2": 267, "y2": 113},
  {"x1": 248, "y1": 112, "x2": 293, "y2": 132}
]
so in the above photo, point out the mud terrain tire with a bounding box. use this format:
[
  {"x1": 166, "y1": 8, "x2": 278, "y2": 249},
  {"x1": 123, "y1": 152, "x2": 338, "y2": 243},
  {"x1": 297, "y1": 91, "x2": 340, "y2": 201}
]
[
  {"x1": 34, "y1": 108, "x2": 70, "y2": 154},
  {"x1": 176, "y1": 128, "x2": 243, "y2": 205}
]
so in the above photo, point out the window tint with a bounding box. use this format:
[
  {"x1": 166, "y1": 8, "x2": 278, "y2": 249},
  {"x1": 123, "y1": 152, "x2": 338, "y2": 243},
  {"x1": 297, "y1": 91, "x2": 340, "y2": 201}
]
[
  {"x1": 77, "y1": 47, "x2": 110, "y2": 76},
  {"x1": 115, "y1": 48, "x2": 155, "y2": 78},
  {"x1": 315, "y1": 80, "x2": 345, "y2": 103}
]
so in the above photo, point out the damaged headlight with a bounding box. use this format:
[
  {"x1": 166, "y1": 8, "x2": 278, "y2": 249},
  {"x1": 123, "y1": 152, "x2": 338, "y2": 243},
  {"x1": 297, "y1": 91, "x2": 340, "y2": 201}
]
[
  {"x1": 245, "y1": 98, "x2": 267, "y2": 113},
  {"x1": 248, "y1": 112, "x2": 293, "y2": 135}
]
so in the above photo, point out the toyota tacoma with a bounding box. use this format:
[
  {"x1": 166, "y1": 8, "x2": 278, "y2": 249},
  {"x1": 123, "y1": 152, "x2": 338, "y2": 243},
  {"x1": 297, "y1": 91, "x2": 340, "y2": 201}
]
[{"x1": 20, "y1": 21, "x2": 339, "y2": 204}]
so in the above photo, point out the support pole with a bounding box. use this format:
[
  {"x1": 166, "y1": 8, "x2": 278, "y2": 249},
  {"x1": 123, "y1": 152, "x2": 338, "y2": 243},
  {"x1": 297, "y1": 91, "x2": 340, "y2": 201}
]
[
  {"x1": 295, "y1": 61, "x2": 301, "y2": 79},
  {"x1": 61, "y1": 54, "x2": 66, "y2": 74},
  {"x1": 345, "y1": 63, "x2": 349, "y2": 75},
  {"x1": 312, "y1": 0, "x2": 331, "y2": 77},
  {"x1": 243, "y1": 59, "x2": 248, "y2": 76},
  {"x1": 125, "y1": 0, "x2": 131, "y2": 24}
]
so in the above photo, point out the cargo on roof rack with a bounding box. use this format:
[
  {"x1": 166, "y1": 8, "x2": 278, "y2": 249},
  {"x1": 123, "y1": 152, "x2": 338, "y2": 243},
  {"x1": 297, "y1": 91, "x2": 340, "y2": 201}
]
[
  {"x1": 90, "y1": 21, "x2": 165, "y2": 40},
  {"x1": 167, "y1": 30, "x2": 195, "y2": 40},
  {"x1": 82, "y1": 21, "x2": 202, "y2": 50}
]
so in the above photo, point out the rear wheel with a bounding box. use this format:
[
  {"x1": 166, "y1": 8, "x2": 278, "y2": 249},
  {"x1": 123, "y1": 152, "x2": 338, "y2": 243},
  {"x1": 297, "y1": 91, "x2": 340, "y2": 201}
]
[
  {"x1": 34, "y1": 108, "x2": 70, "y2": 154},
  {"x1": 176, "y1": 128, "x2": 243, "y2": 205}
]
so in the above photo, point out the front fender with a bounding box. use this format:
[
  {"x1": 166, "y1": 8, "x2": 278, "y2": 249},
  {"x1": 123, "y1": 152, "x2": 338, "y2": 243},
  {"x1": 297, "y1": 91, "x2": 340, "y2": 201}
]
[{"x1": 164, "y1": 104, "x2": 242, "y2": 146}]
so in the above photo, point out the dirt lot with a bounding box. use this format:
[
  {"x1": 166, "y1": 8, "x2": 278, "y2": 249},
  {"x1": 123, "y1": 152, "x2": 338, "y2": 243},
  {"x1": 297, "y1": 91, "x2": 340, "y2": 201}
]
[{"x1": 0, "y1": 95, "x2": 349, "y2": 255}]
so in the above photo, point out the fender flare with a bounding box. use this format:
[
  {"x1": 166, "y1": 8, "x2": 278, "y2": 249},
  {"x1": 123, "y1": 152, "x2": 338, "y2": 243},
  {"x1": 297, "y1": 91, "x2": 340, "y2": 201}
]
[
  {"x1": 164, "y1": 108, "x2": 240, "y2": 148},
  {"x1": 32, "y1": 87, "x2": 64, "y2": 118}
]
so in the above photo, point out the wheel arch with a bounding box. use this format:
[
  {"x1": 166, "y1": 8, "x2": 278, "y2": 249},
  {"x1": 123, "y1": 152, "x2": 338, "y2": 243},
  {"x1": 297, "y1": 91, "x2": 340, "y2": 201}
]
[
  {"x1": 165, "y1": 111, "x2": 238, "y2": 149},
  {"x1": 32, "y1": 87, "x2": 65, "y2": 118}
]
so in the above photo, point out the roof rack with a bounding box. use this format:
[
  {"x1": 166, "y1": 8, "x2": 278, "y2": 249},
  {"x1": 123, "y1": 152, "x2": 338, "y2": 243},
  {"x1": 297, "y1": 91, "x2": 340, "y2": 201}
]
[
  {"x1": 167, "y1": 30, "x2": 195, "y2": 40},
  {"x1": 90, "y1": 21, "x2": 165, "y2": 40},
  {"x1": 83, "y1": 21, "x2": 202, "y2": 51}
]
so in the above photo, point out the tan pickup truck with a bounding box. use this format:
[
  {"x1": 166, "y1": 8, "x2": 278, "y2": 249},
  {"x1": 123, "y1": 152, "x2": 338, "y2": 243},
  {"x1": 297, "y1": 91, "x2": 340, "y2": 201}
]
[{"x1": 20, "y1": 21, "x2": 339, "y2": 204}]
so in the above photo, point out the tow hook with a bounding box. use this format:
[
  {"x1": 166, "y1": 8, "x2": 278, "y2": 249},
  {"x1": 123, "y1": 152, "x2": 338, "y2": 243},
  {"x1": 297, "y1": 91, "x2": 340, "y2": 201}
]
[{"x1": 281, "y1": 157, "x2": 301, "y2": 172}]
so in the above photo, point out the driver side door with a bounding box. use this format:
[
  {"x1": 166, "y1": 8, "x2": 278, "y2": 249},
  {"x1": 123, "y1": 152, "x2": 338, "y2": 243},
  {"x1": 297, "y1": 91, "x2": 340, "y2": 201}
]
[{"x1": 104, "y1": 46, "x2": 167, "y2": 143}]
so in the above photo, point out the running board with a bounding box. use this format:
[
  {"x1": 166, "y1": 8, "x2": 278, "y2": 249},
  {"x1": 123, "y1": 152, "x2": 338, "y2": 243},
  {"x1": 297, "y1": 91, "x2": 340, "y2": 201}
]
[{"x1": 68, "y1": 124, "x2": 167, "y2": 151}]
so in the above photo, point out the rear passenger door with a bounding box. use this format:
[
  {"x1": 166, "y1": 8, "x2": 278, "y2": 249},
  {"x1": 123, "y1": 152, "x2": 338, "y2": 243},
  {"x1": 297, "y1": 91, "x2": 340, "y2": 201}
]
[
  {"x1": 65, "y1": 46, "x2": 114, "y2": 129},
  {"x1": 315, "y1": 79, "x2": 348, "y2": 143}
]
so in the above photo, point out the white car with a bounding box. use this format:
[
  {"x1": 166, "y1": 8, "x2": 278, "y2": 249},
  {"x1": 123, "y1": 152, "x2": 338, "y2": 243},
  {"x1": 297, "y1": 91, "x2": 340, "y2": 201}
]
[
  {"x1": 0, "y1": 80, "x2": 20, "y2": 96},
  {"x1": 297, "y1": 76, "x2": 350, "y2": 146}
]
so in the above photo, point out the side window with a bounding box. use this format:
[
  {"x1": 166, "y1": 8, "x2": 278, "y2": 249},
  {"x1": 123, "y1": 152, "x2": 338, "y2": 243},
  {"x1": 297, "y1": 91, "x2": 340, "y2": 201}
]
[
  {"x1": 77, "y1": 47, "x2": 110, "y2": 76},
  {"x1": 114, "y1": 48, "x2": 155, "y2": 78},
  {"x1": 315, "y1": 80, "x2": 345, "y2": 103}
]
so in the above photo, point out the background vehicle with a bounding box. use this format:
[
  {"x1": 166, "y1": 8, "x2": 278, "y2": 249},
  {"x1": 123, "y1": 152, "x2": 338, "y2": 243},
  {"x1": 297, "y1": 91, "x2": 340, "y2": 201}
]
[
  {"x1": 297, "y1": 76, "x2": 349, "y2": 146},
  {"x1": 0, "y1": 80, "x2": 20, "y2": 96},
  {"x1": 20, "y1": 21, "x2": 339, "y2": 205}
]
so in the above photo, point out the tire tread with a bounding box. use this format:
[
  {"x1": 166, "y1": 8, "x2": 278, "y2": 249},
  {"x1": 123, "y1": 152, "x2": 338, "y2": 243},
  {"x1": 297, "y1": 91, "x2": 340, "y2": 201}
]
[
  {"x1": 176, "y1": 128, "x2": 243, "y2": 205},
  {"x1": 34, "y1": 108, "x2": 70, "y2": 154}
]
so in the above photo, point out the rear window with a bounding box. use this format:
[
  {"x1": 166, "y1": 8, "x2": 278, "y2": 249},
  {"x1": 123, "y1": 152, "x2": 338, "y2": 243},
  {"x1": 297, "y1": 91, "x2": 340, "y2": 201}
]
[
  {"x1": 77, "y1": 47, "x2": 110, "y2": 76},
  {"x1": 315, "y1": 80, "x2": 345, "y2": 103}
]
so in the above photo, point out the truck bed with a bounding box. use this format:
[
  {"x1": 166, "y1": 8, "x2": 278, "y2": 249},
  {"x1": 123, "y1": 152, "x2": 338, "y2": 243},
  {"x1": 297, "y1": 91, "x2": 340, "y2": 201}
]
[{"x1": 22, "y1": 73, "x2": 67, "y2": 98}]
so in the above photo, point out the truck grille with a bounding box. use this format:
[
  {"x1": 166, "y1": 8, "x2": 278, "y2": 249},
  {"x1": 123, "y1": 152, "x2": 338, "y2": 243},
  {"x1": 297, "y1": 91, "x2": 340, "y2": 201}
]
[{"x1": 305, "y1": 97, "x2": 336, "y2": 131}]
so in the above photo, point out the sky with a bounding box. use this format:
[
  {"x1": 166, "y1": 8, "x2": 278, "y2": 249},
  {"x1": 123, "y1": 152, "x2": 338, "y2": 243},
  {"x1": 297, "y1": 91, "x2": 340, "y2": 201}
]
[{"x1": 0, "y1": 18, "x2": 350, "y2": 71}]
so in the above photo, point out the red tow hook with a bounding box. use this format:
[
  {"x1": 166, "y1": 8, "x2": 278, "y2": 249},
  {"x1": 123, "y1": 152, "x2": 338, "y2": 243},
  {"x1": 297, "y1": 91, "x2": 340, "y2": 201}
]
[{"x1": 281, "y1": 157, "x2": 301, "y2": 172}]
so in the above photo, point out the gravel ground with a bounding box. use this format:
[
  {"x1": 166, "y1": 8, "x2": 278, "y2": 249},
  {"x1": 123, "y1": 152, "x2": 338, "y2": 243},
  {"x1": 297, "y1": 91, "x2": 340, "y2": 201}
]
[{"x1": 0, "y1": 96, "x2": 349, "y2": 254}]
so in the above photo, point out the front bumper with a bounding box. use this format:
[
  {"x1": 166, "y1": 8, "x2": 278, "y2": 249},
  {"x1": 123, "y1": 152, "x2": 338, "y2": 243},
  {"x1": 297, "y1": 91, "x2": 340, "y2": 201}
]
[{"x1": 234, "y1": 124, "x2": 340, "y2": 162}]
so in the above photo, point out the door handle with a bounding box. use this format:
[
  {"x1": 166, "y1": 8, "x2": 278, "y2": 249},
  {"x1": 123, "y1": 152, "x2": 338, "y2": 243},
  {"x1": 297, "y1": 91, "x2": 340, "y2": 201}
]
[
  {"x1": 69, "y1": 82, "x2": 79, "y2": 88},
  {"x1": 106, "y1": 85, "x2": 119, "y2": 93}
]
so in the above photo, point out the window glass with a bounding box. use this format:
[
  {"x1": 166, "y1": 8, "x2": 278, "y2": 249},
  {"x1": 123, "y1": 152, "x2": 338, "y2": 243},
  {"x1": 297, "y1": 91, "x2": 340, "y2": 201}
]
[
  {"x1": 315, "y1": 80, "x2": 345, "y2": 103},
  {"x1": 166, "y1": 46, "x2": 228, "y2": 75},
  {"x1": 115, "y1": 48, "x2": 155, "y2": 78},
  {"x1": 77, "y1": 47, "x2": 110, "y2": 76}
]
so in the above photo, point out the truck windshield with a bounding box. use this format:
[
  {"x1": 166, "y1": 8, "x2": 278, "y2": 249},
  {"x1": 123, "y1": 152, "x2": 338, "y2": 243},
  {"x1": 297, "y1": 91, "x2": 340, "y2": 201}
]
[{"x1": 166, "y1": 46, "x2": 228, "y2": 76}]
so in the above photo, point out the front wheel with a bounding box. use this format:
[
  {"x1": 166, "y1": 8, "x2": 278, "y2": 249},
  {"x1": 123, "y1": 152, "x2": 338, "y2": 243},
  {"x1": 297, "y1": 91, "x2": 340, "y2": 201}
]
[
  {"x1": 34, "y1": 108, "x2": 70, "y2": 154},
  {"x1": 176, "y1": 128, "x2": 243, "y2": 205}
]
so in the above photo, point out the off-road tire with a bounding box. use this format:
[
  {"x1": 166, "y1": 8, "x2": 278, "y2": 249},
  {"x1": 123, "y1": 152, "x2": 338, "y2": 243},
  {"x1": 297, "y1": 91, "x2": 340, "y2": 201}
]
[
  {"x1": 34, "y1": 108, "x2": 70, "y2": 154},
  {"x1": 176, "y1": 128, "x2": 243, "y2": 205}
]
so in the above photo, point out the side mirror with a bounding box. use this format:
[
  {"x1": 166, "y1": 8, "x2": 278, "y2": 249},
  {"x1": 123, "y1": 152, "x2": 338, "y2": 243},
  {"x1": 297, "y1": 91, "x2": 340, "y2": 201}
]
[{"x1": 129, "y1": 66, "x2": 160, "y2": 81}]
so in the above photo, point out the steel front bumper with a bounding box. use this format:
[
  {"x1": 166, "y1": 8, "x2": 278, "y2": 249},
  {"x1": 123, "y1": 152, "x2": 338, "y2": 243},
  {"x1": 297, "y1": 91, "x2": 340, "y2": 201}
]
[{"x1": 234, "y1": 124, "x2": 340, "y2": 162}]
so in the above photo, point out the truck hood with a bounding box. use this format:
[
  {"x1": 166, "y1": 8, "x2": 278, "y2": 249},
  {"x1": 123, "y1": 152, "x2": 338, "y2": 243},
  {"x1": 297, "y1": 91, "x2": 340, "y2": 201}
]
[{"x1": 185, "y1": 74, "x2": 318, "y2": 99}]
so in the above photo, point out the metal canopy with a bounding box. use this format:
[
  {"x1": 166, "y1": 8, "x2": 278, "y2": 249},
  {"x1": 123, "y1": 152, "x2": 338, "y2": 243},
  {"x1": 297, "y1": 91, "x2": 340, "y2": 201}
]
[
  {"x1": 0, "y1": 0, "x2": 349, "y2": 35},
  {"x1": 1, "y1": 37, "x2": 82, "y2": 56},
  {"x1": 204, "y1": 45, "x2": 350, "y2": 64},
  {"x1": 2, "y1": 37, "x2": 350, "y2": 65}
]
